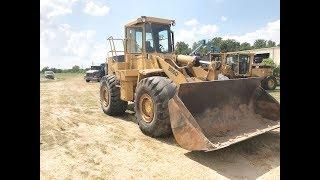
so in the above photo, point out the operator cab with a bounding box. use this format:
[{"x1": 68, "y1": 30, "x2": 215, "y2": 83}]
[
  {"x1": 125, "y1": 16, "x2": 175, "y2": 55},
  {"x1": 226, "y1": 53, "x2": 251, "y2": 76}
]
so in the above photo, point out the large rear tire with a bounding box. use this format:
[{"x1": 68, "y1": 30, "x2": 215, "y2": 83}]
[
  {"x1": 100, "y1": 75, "x2": 128, "y2": 115},
  {"x1": 134, "y1": 77, "x2": 177, "y2": 137},
  {"x1": 262, "y1": 76, "x2": 277, "y2": 90}
]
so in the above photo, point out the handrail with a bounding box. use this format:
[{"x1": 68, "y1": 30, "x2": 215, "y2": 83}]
[{"x1": 107, "y1": 36, "x2": 125, "y2": 60}]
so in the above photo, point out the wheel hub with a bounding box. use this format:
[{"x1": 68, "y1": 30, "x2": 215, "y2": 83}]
[
  {"x1": 139, "y1": 93, "x2": 154, "y2": 123},
  {"x1": 268, "y1": 79, "x2": 275, "y2": 88}
]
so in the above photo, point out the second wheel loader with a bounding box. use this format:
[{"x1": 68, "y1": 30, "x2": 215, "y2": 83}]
[
  {"x1": 206, "y1": 52, "x2": 278, "y2": 90},
  {"x1": 100, "y1": 16, "x2": 280, "y2": 151}
]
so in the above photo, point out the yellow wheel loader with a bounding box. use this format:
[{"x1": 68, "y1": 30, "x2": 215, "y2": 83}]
[
  {"x1": 206, "y1": 52, "x2": 278, "y2": 90},
  {"x1": 100, "y1": 16, "x2": 280, "y2": 151}
]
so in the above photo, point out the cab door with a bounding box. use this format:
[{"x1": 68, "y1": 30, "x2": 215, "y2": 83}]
[{"x1": 125, "y1": 26, "x2": 145, "y2": 69}]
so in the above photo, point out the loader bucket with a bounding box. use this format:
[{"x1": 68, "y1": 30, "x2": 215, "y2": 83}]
[{"x1": 168, "y1": 77, "x2": 280, "y2": 151}]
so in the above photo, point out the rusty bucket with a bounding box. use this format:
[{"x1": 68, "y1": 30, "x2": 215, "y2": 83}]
[{"x1": 168, "y1": 77, "x2": 280, "y2": 151}]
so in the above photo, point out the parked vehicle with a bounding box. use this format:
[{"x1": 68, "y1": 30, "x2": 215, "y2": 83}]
[
  {"x1": 44, "y1": 71, "x2": 55, "y2": 79},
  {"x1": 84, "y1": 63, "x2": 107, "y2": 82}
]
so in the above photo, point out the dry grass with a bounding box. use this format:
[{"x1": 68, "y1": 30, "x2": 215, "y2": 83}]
[{"x1": 40, "y1": 74, "x2": 280, "y2": 180}]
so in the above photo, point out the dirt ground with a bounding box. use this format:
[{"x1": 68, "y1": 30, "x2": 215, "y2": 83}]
[{"x1": 40, "y1": 73, "x2": 280, "y2": 180}]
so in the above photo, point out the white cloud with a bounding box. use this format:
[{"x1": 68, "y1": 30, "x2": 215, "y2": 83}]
[
  {"x1": 40, "y1": 0, "x2": 78, "y2": 19},
  {"x1": 221, "y1": 16, "x2": 227, "y2": 21},
  {"x1": 90, "y1": 43, "x2": 108, "y2": 64},
  {"x1": 40, "y1": 0, "x2": 110, "y2": 69},
  {"x1": 175, "y1": 28, "x2": 197, "y2": 46},
  {"x1": 40, "y1": 20, "x2": 107, "y2": 69},
  {"x1": 176, "y1": 23, "x2": 219, "y2": 46},
  {"x1": 63, "y1": 29, "x2": 96, "y2": 58},
  {"x1": 199, "y1": 24, "x2": 218, "y2": 35},
  {"x1": 40, "y1": 40, "x2": 49, "y2": 60},
  {"x1": 184, "y1": 18, "x2": 199, "y2": 26},
  {"x1": 223, "y1": 19, "x2": 280, "y2": 44},
  {"x1": 83, "y1": 1, "x2": 110, "y2": 16}
]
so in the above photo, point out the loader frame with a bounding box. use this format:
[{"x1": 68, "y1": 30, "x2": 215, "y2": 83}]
[
  {"x1": 100, "y1": 16, "x2": 280, "y2": 151},
  {"x1": 106, "y1": 17, "x2": 213, "y2": 102}
]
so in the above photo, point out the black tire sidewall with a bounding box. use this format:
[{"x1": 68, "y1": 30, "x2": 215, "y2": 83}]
[
  {"x1": 265, "y1": 76, "x2": 277, "y2": 90},
  {"x1": 100, "y1": 75, "x2": 128, "y2": 115},
  {"x1": 100, "y1": 76, "x2": 111, "y2": 113},
  {"x1": 135, "y1": 83, "x2": 159, "y2": 133},
  {"x1": 134, "y1": 77, "x2": 176, "y2": 137}
]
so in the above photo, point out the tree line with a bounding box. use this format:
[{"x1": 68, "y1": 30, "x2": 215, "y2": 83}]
[
  {"x1": 41, "y1": 37, "x2": 279, "y2": 73},
  {"x1": 175, "y1": 37, "x2": 279, "y2": 56},
  {"x1": 175, "y1": 37, "x2": 280, "y2": 78},
  {"x1": 40, "y1": 65, "x2": 88, "y2": 73}
]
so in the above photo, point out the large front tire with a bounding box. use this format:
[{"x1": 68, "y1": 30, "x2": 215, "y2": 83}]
[
  {"x1": 100, "y1": 75, "x2": 128, "y2": 115},
  {"x1": 134, "y1": 77, "x2": 177, "y2": 137}
]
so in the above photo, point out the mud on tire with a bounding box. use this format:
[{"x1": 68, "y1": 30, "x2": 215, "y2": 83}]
[
  {"x1": 100, "y1": 75, "x2": 128, "y2": 115},
  {"x1": 134, "y1": 76, "x2": 177, "y2": 137}
]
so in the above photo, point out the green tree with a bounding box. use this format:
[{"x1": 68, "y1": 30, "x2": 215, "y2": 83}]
[
  {"x1": 273, "y1": 65, "x2": 280, "y2": 77},
  {"x1": 261, "y1": 58, "x2": 280, "y2": 77},
  {"x1": 220, "y1": 39, "x2": 240, "y2": 52},
  {"x1": 191, "y1": 40, "x2": 208, "y2": 56},
  {"x1": 253, "y1": 39, "x2": 267, "y2": 49},
  {"x1": 41, "y1": 66, "x2": 50, "y2": 73},
  {"x1": 261, "y1": 58, "x2": 277, "y2": 68},
  {"x1": 71, "y1": 65, "x2": 80, "y2": 73},
  {"x1": 267, "y1": 40, "x2": 276, "y2": 47},
  {"x1": 175, "y1": 41, "x2": 191, "y2": 55},
  {"x1": 208, "y1": 37, "x2": 223, "y2": 52},
  {"x1": 239, "y1": 42, "x2": 252, "y2": 51},
  {"x1": 277, "y1": 43, "x2": 280, "y2": 47},
  {"x1": 211, "y1": 37, "x2": 223, "y2": 47}
]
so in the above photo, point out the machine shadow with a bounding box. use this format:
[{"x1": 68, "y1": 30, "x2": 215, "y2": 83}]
[
  {"x1": 185, "y1": 130, "x2": 280, "y2": 180},
  {"x1": 114, "y1": 102, "x2": 181, "y2": 148},
  {"x1": 114, "y1": 103, "x2": 281, "y2": 154},
  {"x1": 114, "y1": 103, "x2": 137, "y2": 123}
]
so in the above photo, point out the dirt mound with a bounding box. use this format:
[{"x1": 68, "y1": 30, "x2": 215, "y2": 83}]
[{"x1": 196, "y1": 104, "x2": 278, "y2": 142}]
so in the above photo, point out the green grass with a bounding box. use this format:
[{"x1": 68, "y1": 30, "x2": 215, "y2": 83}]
[
  {"x1": 40, "y1": 73, "x2": 85, "y2": 82},
  {"x1": 267, "y1": 86, "x2": 280, "y2": 102}
]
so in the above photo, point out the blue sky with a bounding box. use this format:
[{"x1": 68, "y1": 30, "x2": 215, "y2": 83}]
[{"x1": 40, "y1": 0, "x2": 280, "y2": 69}]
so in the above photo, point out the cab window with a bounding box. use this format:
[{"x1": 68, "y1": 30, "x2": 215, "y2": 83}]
[
  {"x1": 126, "y1": 27, "x2": 143, "y2": 53},
  {"x1": 145, "y1": 23, "x2": 172, "y2": 53},
  {"x1": 145, "y1": 24, "x2": 155, "y2": 52}
]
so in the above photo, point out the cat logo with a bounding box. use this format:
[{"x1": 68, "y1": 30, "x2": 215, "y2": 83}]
[{"x1": 168, "y1": 66, "x2": 179, "y2": 76}]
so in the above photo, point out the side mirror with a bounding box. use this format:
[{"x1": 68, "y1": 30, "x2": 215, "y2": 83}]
[{"x1": 171, "y1": 31, "x2": 175, "y2": 51}]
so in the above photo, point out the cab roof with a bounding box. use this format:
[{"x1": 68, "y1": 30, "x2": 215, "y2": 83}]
[{"x1": 125, "y1": 16, "x2": 175, "y2": 27}]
